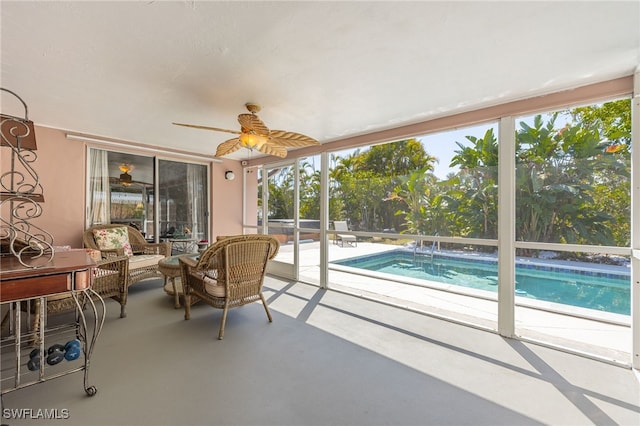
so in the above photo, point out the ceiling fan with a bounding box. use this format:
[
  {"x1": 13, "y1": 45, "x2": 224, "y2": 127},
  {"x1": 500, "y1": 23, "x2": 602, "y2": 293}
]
[
  {"x1": 118, "y1": 164, "x2": 134, "y2": 186},
  {"x1": 173, "y1": 103, "x2": 320, "y2": 158},
  {"x1": 111, "y1": 163, "x2": 149, "y2": 188}
]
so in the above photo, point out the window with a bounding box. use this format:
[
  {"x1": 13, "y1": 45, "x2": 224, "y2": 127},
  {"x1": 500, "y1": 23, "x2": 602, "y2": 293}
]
[{"x1": 87, "y1": 149, "x2": 208, "y2": 243}]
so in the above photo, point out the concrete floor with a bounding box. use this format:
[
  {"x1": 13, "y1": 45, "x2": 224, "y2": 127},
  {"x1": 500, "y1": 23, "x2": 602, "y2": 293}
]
[{"x1": 1, "y1": 276, "x2": 639, "y2": 425}]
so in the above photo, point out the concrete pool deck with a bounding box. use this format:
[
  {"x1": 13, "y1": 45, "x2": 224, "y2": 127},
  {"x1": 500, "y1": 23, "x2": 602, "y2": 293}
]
[{"x1": 275, "y1": 240, "x2": 632, "y2": 365}]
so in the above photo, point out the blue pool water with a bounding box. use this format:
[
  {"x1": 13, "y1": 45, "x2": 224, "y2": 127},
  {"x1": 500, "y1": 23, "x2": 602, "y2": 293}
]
[{"x1": 332, "y1": 250, "x2": 630, "y2": 315}]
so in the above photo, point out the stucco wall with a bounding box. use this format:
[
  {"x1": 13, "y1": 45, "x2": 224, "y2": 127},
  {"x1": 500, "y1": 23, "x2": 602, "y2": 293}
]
[
  {"x1": 1, "y1": 125, "x2": 242, "y2": 248},
  {"x1": 211, "y1": 158, "x2": 244, "y2": 236},
  {"x1": 1, "y1": 126, "x2": 85, "y2": 248},
  {"x1": 243, "y1": 167, "x2": 259, "y2": 228}
]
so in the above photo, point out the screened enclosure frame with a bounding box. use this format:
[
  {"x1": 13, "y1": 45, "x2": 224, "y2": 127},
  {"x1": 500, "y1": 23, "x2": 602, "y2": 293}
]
[{"x1": 243, "y1": 72, "x2": 640, "y2": 370}]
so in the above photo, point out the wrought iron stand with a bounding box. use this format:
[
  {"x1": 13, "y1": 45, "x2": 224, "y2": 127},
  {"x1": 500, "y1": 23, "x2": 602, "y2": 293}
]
[
  {"x1": 0, "y1": 90, "x2": 104, "y2": 412},
  {"x1": 0, "y1": 253, "x2": 106, "y2": 398}
]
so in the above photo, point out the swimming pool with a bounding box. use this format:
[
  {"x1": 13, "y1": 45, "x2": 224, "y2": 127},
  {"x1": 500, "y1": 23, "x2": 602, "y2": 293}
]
[{"x1": 332, "y1": 250, "x2": 631, "y2": 315}]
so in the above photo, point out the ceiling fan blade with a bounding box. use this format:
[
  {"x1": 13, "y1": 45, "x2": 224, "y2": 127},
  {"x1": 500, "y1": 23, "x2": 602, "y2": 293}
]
[
  {"x1": 214, "y1": 138, "x2": 242, "y2": 157},
  {"x1": 269, "y1": 130, "x2": 320, "y2": 147},
  {"x1": 109, "y1": 177, "x2": 150, "y2": 187},
  {"x1": 258, "y1": 142, "x2": 288, "y2": 158},
  {"x1": 238, "y1": 114, "x2": 270, "y2": 136},
  {"x1": 173, "y1": 122, "x2": 241, "y2": 135}
]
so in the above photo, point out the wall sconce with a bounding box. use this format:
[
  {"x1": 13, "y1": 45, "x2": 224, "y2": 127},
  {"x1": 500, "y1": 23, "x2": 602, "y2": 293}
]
[{"x1": 224, "y1": 171, "x2": 235, "y2": 181}]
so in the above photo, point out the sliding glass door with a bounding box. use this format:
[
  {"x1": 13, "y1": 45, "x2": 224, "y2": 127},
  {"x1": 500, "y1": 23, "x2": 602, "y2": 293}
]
[
  {"x1": 157, "y1": 159, "x2": 208, "y2": 245},
  {"x1": 86, "y1": 148, "x2": 209, "y2": 245},
  {"x1": 87, "y1": 150, "x2": 155, "y2": 237}
]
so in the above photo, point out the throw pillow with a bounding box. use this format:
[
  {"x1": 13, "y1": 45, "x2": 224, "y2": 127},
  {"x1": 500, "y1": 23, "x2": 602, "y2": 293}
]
[{"x1": 92, "y1": 227, "x2": 133, "y2": 257}]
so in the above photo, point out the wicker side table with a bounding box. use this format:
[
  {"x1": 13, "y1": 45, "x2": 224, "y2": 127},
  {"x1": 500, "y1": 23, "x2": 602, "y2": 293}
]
[{"x1": 158, "y1": 254, "x2": 198, "y2": 308}]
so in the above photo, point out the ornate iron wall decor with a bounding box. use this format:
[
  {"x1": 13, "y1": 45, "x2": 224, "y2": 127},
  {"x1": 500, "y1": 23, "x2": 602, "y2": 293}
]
[{"x1": 1, "y1": 88, "x2": 54, "y2": 267}]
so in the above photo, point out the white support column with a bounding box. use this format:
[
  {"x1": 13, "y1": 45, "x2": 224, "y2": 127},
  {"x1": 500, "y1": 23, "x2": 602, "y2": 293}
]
[
  {"x1": 631, "y1": 66, "x2": 640, "y2": 370},
  {"x1": 154, "y1": 156, "x2": 160, "y2": 242},
  {"x1": 320, "y1": 152, "x2": 329, "y2": 289},
  {"x1": 498, "y1": 116, "x2": 516, "y2": 337},
  {"x1": 293, "y1": 161, "x2": 300, "y2": 281},
  {"x1": 262, "y1": 166, "x2": 268, "y2": 235},
  {"x1": 241, "y1": 165, "x2": 247, "y2": 229}
]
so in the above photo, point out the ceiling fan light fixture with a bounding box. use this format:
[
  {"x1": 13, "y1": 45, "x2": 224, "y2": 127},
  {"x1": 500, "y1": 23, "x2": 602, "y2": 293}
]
[
  {"x1": 174, "y1": 103, "x2": 318, "y2": 159},
  {"x1": 239, "y1": 132, "x2": 268, "y2": 149}
]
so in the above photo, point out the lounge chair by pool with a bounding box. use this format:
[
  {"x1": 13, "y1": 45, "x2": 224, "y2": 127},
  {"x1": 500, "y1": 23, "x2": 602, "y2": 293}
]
[{"x1": 334, "y1": 221, "x2": 357, "y2": 247}]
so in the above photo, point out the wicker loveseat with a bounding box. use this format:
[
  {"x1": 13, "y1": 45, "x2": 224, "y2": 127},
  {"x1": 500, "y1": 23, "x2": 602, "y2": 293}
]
[
  {"x1": 179, "y1": 234, "x2": 279, "y2": 339},
  {"x1": 83, "y1": 224, "x2": 170, "y2": 288},
  {"x1": 42, "y1": 255, "x2": 131, "y2": 319}
]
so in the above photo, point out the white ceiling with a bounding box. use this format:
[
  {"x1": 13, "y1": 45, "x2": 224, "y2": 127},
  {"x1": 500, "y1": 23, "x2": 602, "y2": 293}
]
[{"x1": 2, "y1": 1, "x2": 639, "y2": 161}]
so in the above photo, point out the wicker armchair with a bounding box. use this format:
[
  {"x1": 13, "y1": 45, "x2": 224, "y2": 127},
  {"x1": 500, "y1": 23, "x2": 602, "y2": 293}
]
[
  {"x1": 179, "y1": 235, "x2": 279, "y2": 340},
  {"x1": 83, "y1": 224, "x2": 170, "y2": 286}
]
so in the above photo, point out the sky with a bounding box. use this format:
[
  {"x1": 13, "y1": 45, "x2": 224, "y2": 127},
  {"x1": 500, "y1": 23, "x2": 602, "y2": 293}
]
[
  {"x1": 418, "y1": 123, "x2": 496, "y2": 179},
  {"x1": 307, "y1": 112, "x2": 564, "y2": 180},
  {"x1": 321, "y1": 122, "x2": 496, "y2": 180},
  {"x1": 418, "y1": 112, "x2": 571, "y2": 179}
]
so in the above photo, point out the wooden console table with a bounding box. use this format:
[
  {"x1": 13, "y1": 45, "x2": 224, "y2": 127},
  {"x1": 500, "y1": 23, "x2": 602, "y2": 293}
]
[{"x1": 0, "y1": 250, "x2": 105, "y2": 397}]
